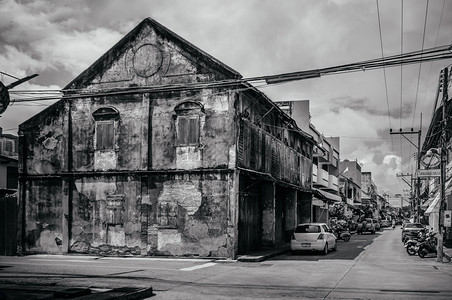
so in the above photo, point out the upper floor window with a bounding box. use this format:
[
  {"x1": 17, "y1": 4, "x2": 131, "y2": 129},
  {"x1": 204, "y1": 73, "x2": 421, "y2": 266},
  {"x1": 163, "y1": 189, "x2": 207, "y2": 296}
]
[
  {"x1": 3, "y1": 140, "x2": 13, "y2": 152},
  {"x1": 96, "y1": 121, "x2": 114, "y2": 150},
  {"x1": 176, "y1": 115, "x2": 200, "y2": 146},
  {"x1": 92, "y1": 107, "x2": 119, "y2": 151},
  {"x1": 174, "y1": 101, "x2": 203, "y2": 146}
]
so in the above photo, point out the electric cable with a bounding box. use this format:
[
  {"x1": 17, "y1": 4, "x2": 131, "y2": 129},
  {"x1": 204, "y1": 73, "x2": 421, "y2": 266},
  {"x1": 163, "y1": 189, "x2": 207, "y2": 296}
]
[
  {"x1": 5, "y1": 44, "x2": 452, "y2": 103},
  {"x1": 412, "y1": 0, "x2": 430, "y2": 128},
  {"x1": 376, "y1": 0, "x2": 396, "y2": 162}
]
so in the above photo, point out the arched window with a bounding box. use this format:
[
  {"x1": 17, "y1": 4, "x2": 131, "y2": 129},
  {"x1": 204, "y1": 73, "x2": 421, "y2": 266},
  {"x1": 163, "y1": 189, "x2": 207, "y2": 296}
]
[
  {"x1": 174, "y1": 101, "x2": 203, "y2": 146},
  {"x1": 92, "y1": 107, "x2": 119, "y2": 150}
]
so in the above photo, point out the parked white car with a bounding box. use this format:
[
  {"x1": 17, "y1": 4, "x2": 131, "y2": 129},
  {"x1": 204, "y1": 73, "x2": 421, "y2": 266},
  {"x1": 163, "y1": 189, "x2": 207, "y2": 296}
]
[{"x1": 290, "y1": 223, "x2": 337, "y2": 255}]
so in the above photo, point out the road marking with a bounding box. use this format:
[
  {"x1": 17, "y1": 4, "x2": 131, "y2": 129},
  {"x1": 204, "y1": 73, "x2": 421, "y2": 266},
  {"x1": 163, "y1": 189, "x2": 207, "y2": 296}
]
[
  {"x1": 28, "y1": 259, "x2": 99, "y2": 263},
  {"x1": 180, "y1": 262, "x2": 217, "y2": 271}
]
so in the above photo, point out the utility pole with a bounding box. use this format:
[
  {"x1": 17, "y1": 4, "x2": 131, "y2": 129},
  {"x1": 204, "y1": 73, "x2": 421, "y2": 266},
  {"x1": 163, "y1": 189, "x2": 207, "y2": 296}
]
[
  {"x1": 437, "y1": 67, "x2": 449, "y2": 262},
  {"x1": 396, "y1": 173, "x2": 412, "y2": 218},
  {"x1": 390, "y1": 126, "x2": 422, "y2": 222}
]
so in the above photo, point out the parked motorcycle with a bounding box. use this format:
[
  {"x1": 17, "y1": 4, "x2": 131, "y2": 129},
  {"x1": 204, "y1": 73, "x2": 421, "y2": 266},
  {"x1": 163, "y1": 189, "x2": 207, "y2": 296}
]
[
  {"x1": 404, "y1": 230, "x2": 427, "y2": 255},
  {"x1": 332, "y1": 226, "x2": 351, "y2": 242},
  {"x1": 417, "y1": 232, "x2": 437, "y2": 258}
]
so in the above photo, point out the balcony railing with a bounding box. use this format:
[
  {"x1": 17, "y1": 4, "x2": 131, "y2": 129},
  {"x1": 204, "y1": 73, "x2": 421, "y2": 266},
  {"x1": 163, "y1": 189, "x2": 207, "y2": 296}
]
[
  {"x1": 317, "y1": 168, "x2": 329, "y2": 188},
  {"x1": 238, "y1": 119, "x2": 313, "y2": 189},
  {"x1": 328, "y1": 174, "x2": 338, "y2": 192},
  {"x1": 312, "y1": 164, "x2": 318, "y2": 183}
]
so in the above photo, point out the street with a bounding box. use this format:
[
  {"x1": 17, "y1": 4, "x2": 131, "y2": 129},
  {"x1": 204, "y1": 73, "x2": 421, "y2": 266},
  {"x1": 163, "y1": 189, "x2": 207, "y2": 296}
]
[{"x1": 1, "y1": 227, "x2": 452, "y2": 299}]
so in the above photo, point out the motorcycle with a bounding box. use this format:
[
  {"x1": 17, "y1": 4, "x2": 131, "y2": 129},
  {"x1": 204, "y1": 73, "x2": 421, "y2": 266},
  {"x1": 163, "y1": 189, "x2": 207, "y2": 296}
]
[
  {"x1": 404, "y1": 230, "x2": 427, "y2": 255},
  {"x1": 417, "y1": 232, "x2": 437, "y2": 258},
  {"x1": 332, "y1": 226, "x2": 351, "y2": 242}
]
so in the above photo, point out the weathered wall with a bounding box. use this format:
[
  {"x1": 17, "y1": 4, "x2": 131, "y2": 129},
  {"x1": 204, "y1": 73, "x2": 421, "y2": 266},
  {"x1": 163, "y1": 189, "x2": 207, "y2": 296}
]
[
  {"x1": 23, "y1": 178, "x2": 63, "y2": 254},
  {"x1": 68, "y1": 173, "x2": 232, "y2": 258},
  {"x1": 142, "y1": 173, "x2": 232, "y2": 257},
  {"x1": 20, "y1": 101, "x2": 68, "y2": 175},
  {"x1": 261, "y1": 182, "x2": 275, "y2": 247},
  {"x1": 151, "y1": 89, "x2": 235, "y2": 171},
  {"x1": 71, "y1": 94, "x2": 149, "y2": 172},
  {"x1": 70, "y1": 175, "x2": 141, "y2": 255}
]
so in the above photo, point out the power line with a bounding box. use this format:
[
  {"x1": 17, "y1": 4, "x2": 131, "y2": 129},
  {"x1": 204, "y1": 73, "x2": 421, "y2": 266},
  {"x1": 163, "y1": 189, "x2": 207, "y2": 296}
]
[
  {"x1": 400, "y1": 0, "x2": 404, "y2": 130},
  {"x1": 399, "y1": 0, "x2": 405, "y2": 174},
  {"x1": 6, "y1": 44, "x2": 452, "y2": 104},
  {"x1": 425, "y1": 0, "x2": 446, "y2": 126},
  {"x1": 412, "y1": 0, "x2": 430, "y2": 128},
  {"x1": 376, "y1": 0, "x2": 395, "y2": 160}
]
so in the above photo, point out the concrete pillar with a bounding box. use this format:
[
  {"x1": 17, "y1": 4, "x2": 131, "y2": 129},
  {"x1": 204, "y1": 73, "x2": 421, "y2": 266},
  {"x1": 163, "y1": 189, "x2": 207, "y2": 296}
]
[
  {"x1": 62, "y1": 178, "x2": 71, "y2": 253},
  {"x1": 261, "y1": 182, "x2": 275, "y2": 247}
]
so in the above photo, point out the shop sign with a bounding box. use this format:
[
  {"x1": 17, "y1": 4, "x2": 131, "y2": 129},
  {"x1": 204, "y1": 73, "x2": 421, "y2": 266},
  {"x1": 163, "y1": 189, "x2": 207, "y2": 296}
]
[
  {"x1": 444, "y1": 210, "x2": 451, "y2": 227},
  {"x1": 417, "y1": 169, "x2": 441, "y2": 178}
]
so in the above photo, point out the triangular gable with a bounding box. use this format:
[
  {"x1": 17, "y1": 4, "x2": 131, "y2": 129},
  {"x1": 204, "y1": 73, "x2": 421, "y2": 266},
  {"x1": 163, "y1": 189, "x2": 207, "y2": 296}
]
[{"x1": 64, "y1": 17, "x2": 242, "y2": 90}]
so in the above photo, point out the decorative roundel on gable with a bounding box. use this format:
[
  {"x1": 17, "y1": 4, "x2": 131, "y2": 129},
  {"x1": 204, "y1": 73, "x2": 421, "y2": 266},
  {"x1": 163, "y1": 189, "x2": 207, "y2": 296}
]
[{"x1": 132, "y1": 44, "x2": 163, "y2": 77}]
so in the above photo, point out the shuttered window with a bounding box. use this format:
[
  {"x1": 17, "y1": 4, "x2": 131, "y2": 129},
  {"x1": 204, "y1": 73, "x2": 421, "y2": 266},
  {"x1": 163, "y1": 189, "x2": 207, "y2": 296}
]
[
  {"x1": 176, "y1": 115, "x2": 199, "y2": 146},
  {"x1": 3, "y1": 140, "x2": 13, "y2": 152},
  {"x1": 157, "y1": 202, "x2": 178, "y2": 228},
  {"x1": 96, "y1": 121, "x2": 114, "y2": 150}
]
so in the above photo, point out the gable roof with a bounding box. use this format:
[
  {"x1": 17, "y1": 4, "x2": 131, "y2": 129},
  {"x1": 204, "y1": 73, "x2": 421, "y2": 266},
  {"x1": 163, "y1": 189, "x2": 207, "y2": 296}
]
[{"x1": 64, "y1": 17, "x2": 242, "y2": 90}]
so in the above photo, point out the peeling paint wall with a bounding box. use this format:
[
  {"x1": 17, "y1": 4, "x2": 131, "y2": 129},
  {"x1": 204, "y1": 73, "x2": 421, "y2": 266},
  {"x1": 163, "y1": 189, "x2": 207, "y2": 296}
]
[
  {"x1": 71, "y1": 94, "x2": 149, "y2": 172},
  {"x1": 69, "y1": 175, "x2": 143, "y2": 255},
  {"x1": 261, "y1": 183, "x2": 275, "y2": 247},
  {"x1": 140, "y1": 173, "x2": 233, "y2": 258},
  {"x1": 23, "y1": 178, "x2": 63, "y2": 254},
  {"x1": 20, "y1": 101, "x2": 67, "y2": 175},
  {"x1": 151, "y1": 89, "x2": 234, "y2": 170}
]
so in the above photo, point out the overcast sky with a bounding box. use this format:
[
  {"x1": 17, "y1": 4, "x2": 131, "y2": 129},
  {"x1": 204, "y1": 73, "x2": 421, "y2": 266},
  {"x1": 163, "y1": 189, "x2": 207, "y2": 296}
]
[{"x1": 1, "y1": 0, "x2": 451, "y2": 196}]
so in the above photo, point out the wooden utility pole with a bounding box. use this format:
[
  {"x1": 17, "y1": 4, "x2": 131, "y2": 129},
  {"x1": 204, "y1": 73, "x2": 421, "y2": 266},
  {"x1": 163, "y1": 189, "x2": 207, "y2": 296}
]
[
  {"x1": 437, "y1": 67, "x2": 449, "y2": 262},
  {"x1": 390, "y1": 126, "x2": 422, "y2": 222}
]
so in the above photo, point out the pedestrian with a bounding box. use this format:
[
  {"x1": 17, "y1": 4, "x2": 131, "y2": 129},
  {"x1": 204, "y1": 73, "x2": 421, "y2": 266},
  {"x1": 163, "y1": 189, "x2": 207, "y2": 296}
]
[{"x1": 392, "y1": 219, "x2": 396, "y2": 229}]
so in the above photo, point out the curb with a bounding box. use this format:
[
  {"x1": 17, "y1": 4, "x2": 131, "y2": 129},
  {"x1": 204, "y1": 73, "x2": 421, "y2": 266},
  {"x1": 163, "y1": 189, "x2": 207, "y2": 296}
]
[
  {"x1": 0, "y1": 286, "x2": 155, "y2": 300},
  {"x1": 444, "y1": 252, "x2": 451, "y2": 263},
  {"x1": 237, "y1": 248, "x2": 290, "y2": 262},
  {"x1": 77, "y1": 287, "x2": 155, "y2": 299}
]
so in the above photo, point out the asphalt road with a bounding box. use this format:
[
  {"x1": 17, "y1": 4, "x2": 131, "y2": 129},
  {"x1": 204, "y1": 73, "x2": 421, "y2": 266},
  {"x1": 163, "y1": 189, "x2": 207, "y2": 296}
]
[
  {"x1": 276, "y1": 230, "x2": 379, "y2": 261},
  {"x1": 1, "y1": 227, "x2": 452, "y2": 299}
]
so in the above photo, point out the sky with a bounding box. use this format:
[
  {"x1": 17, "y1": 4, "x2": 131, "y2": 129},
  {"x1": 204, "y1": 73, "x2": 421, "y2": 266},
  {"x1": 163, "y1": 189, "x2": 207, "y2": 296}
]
[{"x1": 1, "y1": 0, "x2": 451, "y2": 197}]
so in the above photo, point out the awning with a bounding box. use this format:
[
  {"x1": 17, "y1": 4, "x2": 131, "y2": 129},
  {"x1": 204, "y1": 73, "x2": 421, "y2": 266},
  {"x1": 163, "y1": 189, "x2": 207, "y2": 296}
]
[
  {"x1": 425, "y1": 192, "x2": 440, "y2": 215},
  {"x1": 312, "y1": 188, "x2": 342, "y2": 202},
  {"x1": 425, "y1": 176, "x2": 452, "y2": 215}
]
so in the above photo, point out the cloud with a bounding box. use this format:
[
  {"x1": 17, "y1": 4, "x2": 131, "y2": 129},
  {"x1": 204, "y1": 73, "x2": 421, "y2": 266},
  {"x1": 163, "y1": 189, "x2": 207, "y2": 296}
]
[
  {"x1": 0, "y1": 0, "x2": 123, "y2": 86},
  {"x1": 1, "y1": 0, "x2": 451, "y2": 196}
]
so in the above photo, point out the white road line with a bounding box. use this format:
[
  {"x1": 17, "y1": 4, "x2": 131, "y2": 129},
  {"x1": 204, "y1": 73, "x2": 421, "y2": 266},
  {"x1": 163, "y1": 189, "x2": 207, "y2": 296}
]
[
  {"x1": 180, "y1": 262, "x2": 217, "y2": 271},
  {"x1": 27, "y1": 259, "x2": 99, "y2": 263}
]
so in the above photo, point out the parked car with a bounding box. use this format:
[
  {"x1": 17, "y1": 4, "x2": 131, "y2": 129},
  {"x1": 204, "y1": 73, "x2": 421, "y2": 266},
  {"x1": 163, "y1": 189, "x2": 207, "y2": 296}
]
[
  {"x1": 291, "y1": 223, "x2": 337, "y2": 255},
  {"x1": 380, "y1": 219, "x2": 390, "y2": 228},
  {"x1": 357, "y1": 218, "x2": 376, "y2": 234},
  {"x1": 401, "y1": 223, "x2": 425, "y2": 243},
  {"x1": 373, "y1": 219, "x2": 381, "y2": 231}
]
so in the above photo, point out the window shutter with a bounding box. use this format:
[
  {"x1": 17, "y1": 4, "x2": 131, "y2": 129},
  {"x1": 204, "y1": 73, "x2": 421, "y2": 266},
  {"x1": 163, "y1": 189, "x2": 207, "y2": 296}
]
[
  {"x1": 177, "y1": 117, "x2": 189, "y2": 145},
  {"x1": 96, "y1": 121, "x2": 114, "y2": 150},
  {"x1": 177, "y1": 116, "x2": 199, "y2": 146},
  {"x1": 188, "y1": 116, "x2": 199, "y2": 145}
]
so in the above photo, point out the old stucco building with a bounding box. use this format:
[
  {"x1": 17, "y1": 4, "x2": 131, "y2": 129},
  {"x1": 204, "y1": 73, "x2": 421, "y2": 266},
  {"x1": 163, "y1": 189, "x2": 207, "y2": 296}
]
[{"x1": 18, "y1": 18, "x2": 315, "y2": 259}]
